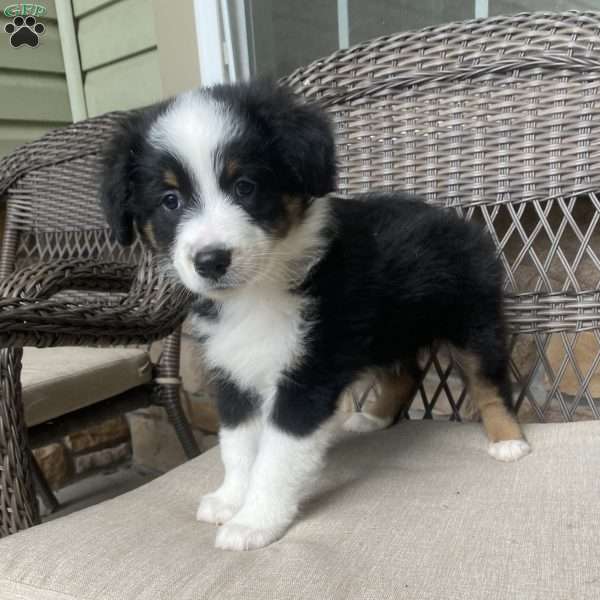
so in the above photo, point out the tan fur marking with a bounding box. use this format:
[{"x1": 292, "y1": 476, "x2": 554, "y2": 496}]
[
  {"x1": 283, "y1": 195, "x2": 304, "y2": 225},
  {"x1": 226, "y1": 160, "x2": 238, "y2": 178},
  {"x1": 164, "y1": 170, "x2": 179, "y2": 188},
  {"x1": 363, "y1": 366, "x2": 417, "y2": 421},
  {"x1": 274, "y1": 195, "x2": 306, "y2": 237},
  {"x1": 455, "y1": 350, "x2": 524, "y2": 443},
  {"x1": 142, "y1": 222, "x2": 158, "y2": 248}
]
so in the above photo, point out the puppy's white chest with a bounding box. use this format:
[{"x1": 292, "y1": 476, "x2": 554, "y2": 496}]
[{"x1": 194, "y1": 289, "x2": 308, "y2": 398}]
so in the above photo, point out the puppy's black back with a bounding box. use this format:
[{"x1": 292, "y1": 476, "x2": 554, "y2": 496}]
[{"x1": 291, "y1": 193, "x2": 508, "y2": 403}]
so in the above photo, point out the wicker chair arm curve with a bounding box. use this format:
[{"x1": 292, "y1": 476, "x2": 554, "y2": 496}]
[
  {"x1": 0, "y1": 112, "x2": 131, "y2": 197},
  {"x1": 0, "y1": 299, "x2": 190, "y2": 348},
  {"x1": 0, "y1": 281, "x2": 192, "y2": 348},
  {"x1": 0, "y1": 259, "x2": 137, "y2": 300},
  {"x1": 0, "y1": 253, "x2": 193, "y2": 348}
]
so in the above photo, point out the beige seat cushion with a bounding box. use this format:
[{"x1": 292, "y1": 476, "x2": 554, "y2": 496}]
[
  {"x1": 0, "y1": 421, "x2": 599, "y2": 600},
  {"x1": 21, "y1": 347, "x2": 152, "y2": 426}
]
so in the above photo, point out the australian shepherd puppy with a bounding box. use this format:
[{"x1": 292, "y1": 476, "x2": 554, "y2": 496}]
[{"x1": 100, "y1": 81, "x2": 530, "y2": 551}]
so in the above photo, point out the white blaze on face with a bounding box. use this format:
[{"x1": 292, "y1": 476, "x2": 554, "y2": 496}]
[{"x1": 148, "y1": 91, "x2": 269, "y2": 296}]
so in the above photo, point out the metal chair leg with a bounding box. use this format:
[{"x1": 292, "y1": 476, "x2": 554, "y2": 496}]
[{"x1": 157, "y1": 330, "x2": 201, "y2": 459}]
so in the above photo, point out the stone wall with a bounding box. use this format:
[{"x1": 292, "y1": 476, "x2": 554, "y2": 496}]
[{"x1": 33, "y1": 416, "x2": 131, "y2": 490}]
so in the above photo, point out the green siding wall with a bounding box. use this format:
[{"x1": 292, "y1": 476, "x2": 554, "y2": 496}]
[
  {"x1": 75, "y1": 0, "x2": 162, "y2": 116},
  {"x1": 0, "y1": 0, "x2": 163, "y2": 158},
  {"x1": 0, "y1": 2, "x2": 71, "y2": 157}
]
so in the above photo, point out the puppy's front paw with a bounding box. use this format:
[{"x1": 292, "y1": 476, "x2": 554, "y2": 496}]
[
  {"x1": 488, "y1": 439, "x2": 531, "y2": 462},
  {"x1": 196, "y1": 494, "x2": 240, "y2": 525},
  {"x1": 215, "y1": 521, "x2": 285, "y2": 551}
]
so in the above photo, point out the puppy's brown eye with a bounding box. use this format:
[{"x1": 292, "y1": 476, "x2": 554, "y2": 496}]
[
  {"x1": 234, "y1": 178, "x2": 255, "y2": 198},
  {"x1": 162, "y1": 191, "x2": 181, "y2": 210}
]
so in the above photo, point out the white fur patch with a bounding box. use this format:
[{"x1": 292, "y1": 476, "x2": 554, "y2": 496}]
[
  {"x1": 488, "y1": 439, "x2": 531, "y2": 462},
  {"x1": 197, "y1": 420, "x2": 261, "y2": 524},
  {"x1": 196, "y1": 495, "x2": 239, "y2": 525},
  {"x1": 150, "y1": 90, "x2": 237, "y2": 191},
  {"x1": 342, "y1": 412, "x2": 393, "y2": 433},
  {"x1": 194, "y1": 285, "x2": 309, "y2": 401},
  {"x1": 215, "y1": 422, "x2": 334, "y2": 550}
]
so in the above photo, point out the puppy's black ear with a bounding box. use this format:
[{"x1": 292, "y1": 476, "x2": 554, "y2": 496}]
[
  {"x1": 279, "y1": 94, "x2": 336, "y2": 197},
  {"x1": 99, "y1": 115, "x2": 142, "y2": 246},
  {"x1": 267, "y1": 85, "x2": 337, "y2": 198}
]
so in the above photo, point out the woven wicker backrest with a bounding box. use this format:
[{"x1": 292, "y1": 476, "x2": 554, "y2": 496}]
[
  {"x1": 0, "y1": 112, "x2": 141, "y2": 275},
  {"x1": 284, "y1": 11, "x2": 600, "y2": 421},
  {"x1": 285, "y1": 11, "x2": 600, "y2": 208}
]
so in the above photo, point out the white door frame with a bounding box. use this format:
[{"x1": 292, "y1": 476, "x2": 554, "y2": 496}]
[
  {"x1": 193, "y1": 0, "x2": 252, "y2": 84},
  {"x1": 193, "y1": 0, "x2": 228, "y2": 84}
]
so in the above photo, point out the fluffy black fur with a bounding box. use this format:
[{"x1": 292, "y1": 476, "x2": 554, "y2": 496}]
[
  {"x1": 100, "y1": 103, "x2": 168, "y2": 245},
  {"x1": 274, "y1": 193, "x2": 510, "y2": 435}
]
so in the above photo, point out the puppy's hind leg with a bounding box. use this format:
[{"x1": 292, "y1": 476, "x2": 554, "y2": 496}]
[
  {"x1": 454, "y1": 347, "x2": 530, "y2": 462},
  {"x1": 343, "y1": 362, "x2": 418, "y2": 433}
]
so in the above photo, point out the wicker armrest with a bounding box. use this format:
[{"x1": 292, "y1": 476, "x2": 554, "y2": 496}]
[
  {"x1": 0, "y1": 112, "x2": 130, "y2": 197},
  {"x1": 0, "y1": 256, "x2": 192, "y2": 348},
  {"x1": 0, "y1": 258, "x2": 137, "y2": 299}
]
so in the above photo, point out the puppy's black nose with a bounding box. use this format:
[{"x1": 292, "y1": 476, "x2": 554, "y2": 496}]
[{"x1": 193, "y1": 246, "x2": 232, "y2": 280}]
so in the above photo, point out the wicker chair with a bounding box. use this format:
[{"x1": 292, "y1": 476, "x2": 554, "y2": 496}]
[
  {"x1": 0, "y1": 113, "x2": 199, "y2": 537},
  {"x1": 1, "y1": 9, "x2": 600, "y2": 543}
]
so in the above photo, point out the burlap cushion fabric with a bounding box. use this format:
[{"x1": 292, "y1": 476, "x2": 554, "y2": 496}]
[{"x1": 1, "y1": 421, "x2": 598, "y2": 600}]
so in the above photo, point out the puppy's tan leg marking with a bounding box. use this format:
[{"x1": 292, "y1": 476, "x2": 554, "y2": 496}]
[
  {"x1": 367, "y1": 366, "x2": 417, "y2": 420},
  {"x1": 455, "y1": 350, "x2": 530, "y2": 462},
  {"x1": 343, "y1": 366, "x2": 417, "y2": 433}
]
